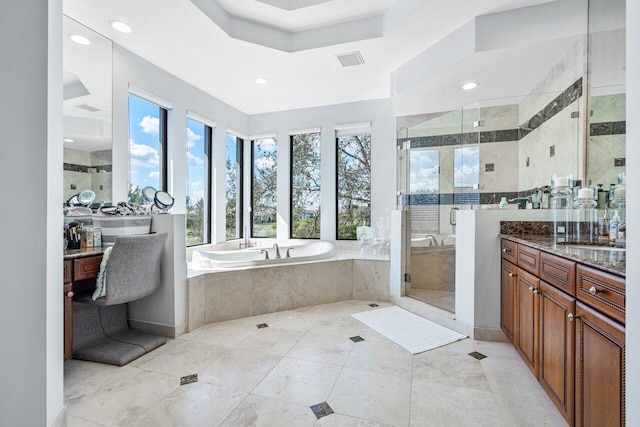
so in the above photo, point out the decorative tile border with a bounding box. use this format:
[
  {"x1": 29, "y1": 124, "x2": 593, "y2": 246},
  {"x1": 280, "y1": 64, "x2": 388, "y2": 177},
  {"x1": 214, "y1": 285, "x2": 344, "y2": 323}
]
[
  {"x1": 500, "y1": 221, "x2": 554, "y2": 235},
  {"x1": 590, "y1": 121, "x2": 626, "y2": 136},
  {"x1": 64, "y1": 163, "x2": 112, "y2": 173},
  {"x1": 397, "y1": 78, "x2": 583, "y2": 149}
]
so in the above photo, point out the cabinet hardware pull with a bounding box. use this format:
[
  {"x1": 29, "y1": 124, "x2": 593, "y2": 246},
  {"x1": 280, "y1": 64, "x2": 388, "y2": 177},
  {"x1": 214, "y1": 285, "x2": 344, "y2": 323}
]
[
  {"x1": 567, "y1": 313, "x2": 576, "y2": 321},
  {"x1": 67, "y1": 291, "x2": 75, "y2": 298},
  {"x1": 588, "y1": 286, "x2": 598, "y2": 296},
  {"x1": 502, "y1": 248, "x2": 511, "y2": 253},
  {"x1": 532, "y1": 289, "x2": 539, "y2": 295},
  {"x1": 508, "y1": 272, "x2": 515, "y2": 277},
  {"x1": 528, "y1": 286, "x2": 534, "y2": 293}
]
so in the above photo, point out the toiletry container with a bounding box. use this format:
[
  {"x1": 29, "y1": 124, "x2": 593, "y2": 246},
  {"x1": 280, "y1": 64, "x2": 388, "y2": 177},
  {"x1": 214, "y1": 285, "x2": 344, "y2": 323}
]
[{"x1": 499, "y1": 197, "x2": 508, "y2": 209}]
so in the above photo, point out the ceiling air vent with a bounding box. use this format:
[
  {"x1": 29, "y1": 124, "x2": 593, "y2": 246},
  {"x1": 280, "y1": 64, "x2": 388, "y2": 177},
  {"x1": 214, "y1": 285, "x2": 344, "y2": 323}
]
[
  {"x1": 75, "y1": 103, "x2": 101, "y2": 112},
  {"x1": 336, "y1": 51, "x2": 365, "y2": 67}
]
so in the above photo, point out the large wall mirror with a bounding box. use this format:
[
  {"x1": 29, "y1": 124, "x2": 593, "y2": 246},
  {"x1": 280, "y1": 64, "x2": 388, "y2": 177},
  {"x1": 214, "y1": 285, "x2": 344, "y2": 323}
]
[
  {"x1": 63, "y1": 15, "x2": 113, "y2": 207},
  {"x1": 586, "y1": 0, "x2": 626, "y2": 188}
]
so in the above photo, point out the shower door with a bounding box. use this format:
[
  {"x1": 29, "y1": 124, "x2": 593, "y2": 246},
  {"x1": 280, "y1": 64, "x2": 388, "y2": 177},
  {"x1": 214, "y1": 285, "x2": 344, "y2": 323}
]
[{"x1": 396, "y1": 104, "x2": 480, "y2": 313}]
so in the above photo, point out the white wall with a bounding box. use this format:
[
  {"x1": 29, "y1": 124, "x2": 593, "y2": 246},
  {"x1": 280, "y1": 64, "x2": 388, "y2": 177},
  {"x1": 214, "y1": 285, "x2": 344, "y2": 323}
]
[
  {"x1": 249, "y1": 99, "x2": 397, "y2": 240},
  {"x1": 625, "y1": 0, "x2": 639, "y2": 423},
  {"x1": 111, "y1": 45, "x2": 250, "y2": 244},
  {"x1": 0, "y1": 1, "x2": 64, "y2": 426},
  {"x1": 455, "y1": 209, "x2": 554, "y2": 334}
]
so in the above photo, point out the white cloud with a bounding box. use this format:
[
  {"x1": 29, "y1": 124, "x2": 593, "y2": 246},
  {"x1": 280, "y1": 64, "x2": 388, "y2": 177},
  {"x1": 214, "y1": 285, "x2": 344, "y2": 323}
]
[
  {"x1": 188, "y1": 151, "x2": 204, "y2": 167},
  {"x1": 256, "y1": 156, "x2": 276, "y2": 169},
  {"x1": 187, "y1": 128, "x2": 201, "y2": 148},
  {"x1": 148, "y1": 171, "x2": 160, "y2": 180},
  {"x1": 189, "y1": 180, "x2": 202, "y2": 189},
  {"x1": 255, "y1": 138, "x2": 276, "y2": 152},
  {"x1": 140, "y1": 116, "x2": 159, "y2": 136},
  {"x1": 130, "y1": 140, "x2": 160, "y2": 168}
]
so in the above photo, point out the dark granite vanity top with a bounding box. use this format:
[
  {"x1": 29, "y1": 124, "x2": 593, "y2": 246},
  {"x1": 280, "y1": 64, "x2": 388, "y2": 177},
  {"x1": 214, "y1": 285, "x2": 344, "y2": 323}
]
[
  {"x1": 500, "y1": 233, "x2": 626, "y2": 277},
  {"x1": 64, "y1": 247, "x2": 107, "y2": 260}
]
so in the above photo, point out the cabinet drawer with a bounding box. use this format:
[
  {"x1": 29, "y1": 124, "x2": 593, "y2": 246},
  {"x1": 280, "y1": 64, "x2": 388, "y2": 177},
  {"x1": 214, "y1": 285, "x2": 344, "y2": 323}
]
[
  {"x1": 540, "y1": 252, "x2": 576, "y2": 296},
  {"x1": 517, "y1": 244, "x2": 541, "y2": 276},
  {"x1": 501, "y1": 239, "x2": 518, "y2": 264},
  {"x1": 63, "y1": 260, "x2": 72, "y2": 284},
  {"x1": 73, "y1": 256, "x2": 102, "y2": 281},
  {"x1": 576, "y1": 265, "x2": 625, "y2": 324}
]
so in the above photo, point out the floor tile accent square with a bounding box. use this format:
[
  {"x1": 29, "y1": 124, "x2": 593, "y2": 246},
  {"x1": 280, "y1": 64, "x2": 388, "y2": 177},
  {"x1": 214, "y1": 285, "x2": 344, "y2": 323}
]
[
  {"x1": 310, "y1": 401, "x2": 334, "y2": 419},
  {"x1": 468, "y1": 351, "x2": 487, "y2": 360},
  {"x1": 256, "y1": 323, "x2": 269, "y2": 329},
  {"x1": 180, "y1": 374, "x2": 198, "y2": 385},
  {"x1": 350, "y1": 336, "x2": 364, "y2": 343},
  {"x1": 368, "y1": 303, "x2": 379, "y2": 307}
]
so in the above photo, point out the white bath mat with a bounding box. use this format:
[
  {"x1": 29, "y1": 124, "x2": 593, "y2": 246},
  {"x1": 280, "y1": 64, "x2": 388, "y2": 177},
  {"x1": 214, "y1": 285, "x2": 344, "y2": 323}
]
[{"x1": 351, "y1": 306, "x2": 466, "y2": 354}]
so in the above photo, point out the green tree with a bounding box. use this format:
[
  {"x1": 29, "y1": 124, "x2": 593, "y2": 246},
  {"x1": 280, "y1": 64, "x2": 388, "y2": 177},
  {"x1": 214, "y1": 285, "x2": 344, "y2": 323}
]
[
  {"x1": 252, "y1": 139, "x2": 277, "y2": 237},
  {"x1": 291, "y1": 133, "x2": 321, "y2": 238},
  {"x1": 337, "y1": 134, "x2": 371, "y2": 239}
]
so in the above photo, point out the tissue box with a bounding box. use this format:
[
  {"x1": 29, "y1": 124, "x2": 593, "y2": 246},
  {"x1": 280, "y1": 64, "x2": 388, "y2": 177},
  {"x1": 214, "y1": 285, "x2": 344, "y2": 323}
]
[{"x1": 92, "y1": 216, "x2": 152, "y2": 246}]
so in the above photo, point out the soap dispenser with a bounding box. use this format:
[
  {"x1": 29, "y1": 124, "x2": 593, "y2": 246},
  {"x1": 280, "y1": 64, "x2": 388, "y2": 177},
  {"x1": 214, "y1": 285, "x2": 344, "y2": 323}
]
[{"x1": 610, "y1": 211, "x2": 620, "y2": 243}]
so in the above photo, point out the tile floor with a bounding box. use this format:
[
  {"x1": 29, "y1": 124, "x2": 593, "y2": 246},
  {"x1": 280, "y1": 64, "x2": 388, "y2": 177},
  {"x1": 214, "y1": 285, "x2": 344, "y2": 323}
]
[{"x1": 63, "y1": 300, "x2": 567, "y2": 426}]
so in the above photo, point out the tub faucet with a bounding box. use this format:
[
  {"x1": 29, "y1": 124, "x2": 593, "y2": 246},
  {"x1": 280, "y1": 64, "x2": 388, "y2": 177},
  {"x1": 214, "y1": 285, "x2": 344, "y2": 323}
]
[
  {"x1": 259, "y1": 249, "x2": 270, "y2": 260},
  {"x1": 286, "y1": 247, "x2": 294, "y2": 258},
  {"x1": 425, "y1": 235, "x2": 438, "y2": 246},
  {"x1": 273, "y1": 243, "x2": 281, "y2": 259}
]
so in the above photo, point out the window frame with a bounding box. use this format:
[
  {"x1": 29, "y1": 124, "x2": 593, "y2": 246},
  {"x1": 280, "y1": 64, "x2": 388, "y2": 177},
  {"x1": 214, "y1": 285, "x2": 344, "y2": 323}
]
[
  {"x1": 127, "y1": 93, "x2": 169, "y2": 201},
  {"x1": 289, "y1": 133, "x2": 321, "y2": 239},
  {"x1": 225, "y1": 133, "x2": 244, "y2": 241},
  {"x1": 185, "y1": 118, "x2": 212, "y2": 247},
  {"x1": 335, "y1": 133, "x2": 372, "y2": 240},
  {"x1": 250, "y1": 137, "x2": 278, "y2": 239}
]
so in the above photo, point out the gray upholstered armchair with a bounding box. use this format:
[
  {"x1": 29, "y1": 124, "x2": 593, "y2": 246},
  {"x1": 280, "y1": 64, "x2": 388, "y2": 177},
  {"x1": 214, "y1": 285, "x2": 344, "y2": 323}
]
[{"x1": 73, "y1": 232, "x2": 168, "y2": 366}]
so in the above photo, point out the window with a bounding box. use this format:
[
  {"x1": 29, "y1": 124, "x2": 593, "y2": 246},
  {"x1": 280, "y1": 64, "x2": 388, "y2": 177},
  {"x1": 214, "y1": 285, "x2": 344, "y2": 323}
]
[
  {"x1": 453, "y1": 146, "x2": 480, "y2": 204},
  {"x1": 185, "y1": 118, "x2": 212, "y2": 246},
  {"x1": 226, "y1": 133, "x2": 243, "y2": 240},
  {"x1": 251, "y1": 137, "x2": 277, "y2": 237},
  {"x1": 336, "y1": 133, "x2": 371, "y2": 239},
  {"x1": 409, "y1": 148, "x2": 439, "y2": 233},
  {"x1": 127, "y1": 93, "x2": 168, "y2": 203},
  {"x1": 290, "y1": 132, "x2": 321, "y2": 238}
]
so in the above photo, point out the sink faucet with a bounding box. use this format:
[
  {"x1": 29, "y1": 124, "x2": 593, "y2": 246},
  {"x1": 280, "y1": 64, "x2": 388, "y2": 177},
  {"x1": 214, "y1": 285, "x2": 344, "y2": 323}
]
[
  {"x1": 273, "y1": 243, "x2": 281, "y2": 259},
  {"x1": 259, "y1": 249, "x2": 270, "y2": 260}
]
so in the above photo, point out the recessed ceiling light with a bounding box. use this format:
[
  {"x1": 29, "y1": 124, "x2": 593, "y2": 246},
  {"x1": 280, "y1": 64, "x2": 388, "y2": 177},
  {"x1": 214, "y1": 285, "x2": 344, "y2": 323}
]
[
  {"x1": 462, "y1": 82, "x2": 479, "y2": 90},
  {"x1": 63, "y1": 138, "x2": 74, "y2": 143},
  {"x1": 255, "y1": 77, "x2": 269, "y2": 85},
  {"x1": 110, "y1": 20, "x2": 133, "y2": 33},
  {"x1": 68, "y1": 34, "x2": 91, "y2": 45}
]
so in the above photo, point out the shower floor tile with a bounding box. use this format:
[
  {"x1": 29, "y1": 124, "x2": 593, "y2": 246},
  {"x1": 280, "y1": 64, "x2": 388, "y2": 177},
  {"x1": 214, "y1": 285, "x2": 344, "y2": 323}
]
[
  {"x1": 64, "y1": 300, "x2": 564, "y2": 427},
  {"x1": 407, "y1": 288, "x2": 455, "y2": 313}
]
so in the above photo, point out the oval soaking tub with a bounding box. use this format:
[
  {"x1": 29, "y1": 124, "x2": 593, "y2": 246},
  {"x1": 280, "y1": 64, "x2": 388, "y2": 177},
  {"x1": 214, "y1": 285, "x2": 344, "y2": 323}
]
[{"x1": 191, "y1": 241, "x2": 334, "y2": 269}]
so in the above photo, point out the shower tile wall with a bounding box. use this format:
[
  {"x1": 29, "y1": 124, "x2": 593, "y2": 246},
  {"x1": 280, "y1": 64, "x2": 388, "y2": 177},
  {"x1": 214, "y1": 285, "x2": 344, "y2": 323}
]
[
  {"x1": 587, "y1": 93, "x2": 626, "y2": 186},
  {"x1": 409, "y1": 248, "x2": 455, "y2": 292},
  {"x1": 63, "y1": 147, "x2": 113, "y2": 204}
]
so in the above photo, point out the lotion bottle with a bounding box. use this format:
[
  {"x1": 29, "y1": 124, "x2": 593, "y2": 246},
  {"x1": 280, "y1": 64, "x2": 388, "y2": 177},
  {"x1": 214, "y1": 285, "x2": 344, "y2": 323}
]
[{"x1": 610, "y1": 211, "x2": 620, "y2": 243}]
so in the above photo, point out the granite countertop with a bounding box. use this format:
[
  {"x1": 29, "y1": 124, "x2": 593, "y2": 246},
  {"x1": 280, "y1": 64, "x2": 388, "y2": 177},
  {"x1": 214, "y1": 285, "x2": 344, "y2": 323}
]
[
  {"x1": 500, "y1": 233, "x2": 626, "y2": 277},
  {"x1": 64, "y1": 247, "x2": 107, "y2": 260}
]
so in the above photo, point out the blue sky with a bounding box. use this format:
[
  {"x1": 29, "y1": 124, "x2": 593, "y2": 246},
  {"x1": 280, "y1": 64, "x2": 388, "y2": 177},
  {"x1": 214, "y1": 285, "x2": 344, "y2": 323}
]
[{"x1": 128, "y1": 94, "x2": 162, "y2": 192}]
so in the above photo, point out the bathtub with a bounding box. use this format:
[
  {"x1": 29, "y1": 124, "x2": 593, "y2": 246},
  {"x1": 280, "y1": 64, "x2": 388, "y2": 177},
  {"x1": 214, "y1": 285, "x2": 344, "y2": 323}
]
[{"x1": 191, "y1": 241, "x2": 334, "y2": 269}]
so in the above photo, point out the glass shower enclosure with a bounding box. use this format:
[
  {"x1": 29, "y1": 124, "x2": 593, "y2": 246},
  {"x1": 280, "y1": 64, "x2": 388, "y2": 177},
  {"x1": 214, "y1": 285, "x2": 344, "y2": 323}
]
[{"x1": 396, "y1": 104, "x2": 480, "y2": 313}]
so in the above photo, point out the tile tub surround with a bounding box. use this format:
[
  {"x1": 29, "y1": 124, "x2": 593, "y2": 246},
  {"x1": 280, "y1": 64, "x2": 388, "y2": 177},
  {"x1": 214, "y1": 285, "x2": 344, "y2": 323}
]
[
  {"x1": 63, "y1": 300, "x2": 566, "y2": 426},
  {"x1": 188, "y1": 258, "x2": 390, "y2": 332}
]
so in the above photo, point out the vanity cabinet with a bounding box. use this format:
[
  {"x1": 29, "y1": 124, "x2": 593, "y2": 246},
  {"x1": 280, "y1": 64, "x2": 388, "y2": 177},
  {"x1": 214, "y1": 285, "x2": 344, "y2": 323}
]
[
  {"x1": 500, "y1": 259, "x2": 517, "y2": 344},
  {"x1": 515, "y1": 267, "x2": 540, "y2": 378},
  {"x1": 500, "y1": 238, "x2": 625, "y2": 427},
  {"x1": 539, "y1": 281, "x2": 575, "y2": 425},
  {"x1": 63, "y1": 252, "x2": 103, "y2": 360}
]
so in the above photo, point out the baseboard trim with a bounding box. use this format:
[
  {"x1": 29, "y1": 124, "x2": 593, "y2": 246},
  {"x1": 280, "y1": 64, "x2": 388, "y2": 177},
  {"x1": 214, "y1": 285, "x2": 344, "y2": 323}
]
[{"x1": 129, "y1": 319, "x2": 176, "y2": 338}]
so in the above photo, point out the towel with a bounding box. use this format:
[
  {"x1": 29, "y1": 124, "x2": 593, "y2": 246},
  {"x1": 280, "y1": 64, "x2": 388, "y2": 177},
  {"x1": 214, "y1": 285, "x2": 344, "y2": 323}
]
[{"x1": 92, "y1": 246, "x2": 113, "y2": 300}]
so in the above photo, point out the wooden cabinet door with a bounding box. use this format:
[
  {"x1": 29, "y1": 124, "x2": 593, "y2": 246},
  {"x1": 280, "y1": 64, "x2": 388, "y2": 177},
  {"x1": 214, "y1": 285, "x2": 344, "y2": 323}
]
[
  {"x1": 575, "y1": 301, "x2": 625, "y2": 427},
  {"x1": 516, "y1": 267, "x2": 540, "y2": 378},
  {"x1": 501, "y1": 259, "x2": 518, "y2": 344},
  {"x1": 64, "y1": 284, "x2": 74, "y2": 360},
  {"x1": 539, "y1": 282, "x2": 575, "y2": 426}
]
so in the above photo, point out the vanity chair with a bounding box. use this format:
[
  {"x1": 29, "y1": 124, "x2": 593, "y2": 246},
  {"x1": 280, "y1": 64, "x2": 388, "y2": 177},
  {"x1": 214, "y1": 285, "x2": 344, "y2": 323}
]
[{"x1": 72, "y1": 232, "x2": 168, "y2": 366}]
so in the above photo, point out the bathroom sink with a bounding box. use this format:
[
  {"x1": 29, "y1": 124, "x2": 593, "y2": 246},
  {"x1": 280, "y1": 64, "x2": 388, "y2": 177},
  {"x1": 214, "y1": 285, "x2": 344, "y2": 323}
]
[{"x1": 564, "y1": 244, "x2": 626, "y2": 252}]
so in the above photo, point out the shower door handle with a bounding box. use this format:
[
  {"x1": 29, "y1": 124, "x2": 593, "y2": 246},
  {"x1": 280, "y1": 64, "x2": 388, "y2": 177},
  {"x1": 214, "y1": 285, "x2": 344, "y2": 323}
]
[{"x1": 449, "y1": 207, "x2": 459, "y2": 234}]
